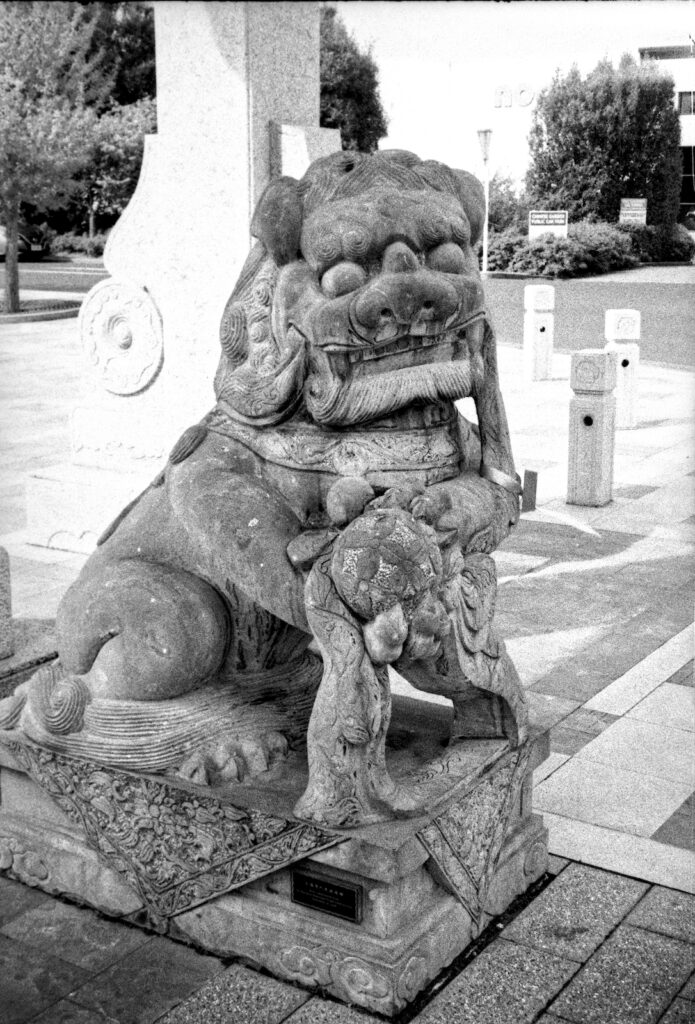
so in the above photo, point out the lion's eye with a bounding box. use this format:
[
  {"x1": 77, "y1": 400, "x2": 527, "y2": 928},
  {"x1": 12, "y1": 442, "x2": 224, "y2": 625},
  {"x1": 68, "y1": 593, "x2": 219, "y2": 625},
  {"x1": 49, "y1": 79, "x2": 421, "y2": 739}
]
[
  {"x1": 320, "y1": 261, "x2": 367, "y2": 298},
  {"x1": 427, "y1": 243, "x2": 466, "y2": 275}
]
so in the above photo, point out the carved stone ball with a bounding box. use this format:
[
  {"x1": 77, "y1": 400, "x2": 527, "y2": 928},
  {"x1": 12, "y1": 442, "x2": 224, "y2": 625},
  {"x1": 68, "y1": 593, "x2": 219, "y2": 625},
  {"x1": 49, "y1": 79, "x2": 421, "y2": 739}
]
[{"x1": 331, "y1": 508, "x2": 442, "y2": 623}]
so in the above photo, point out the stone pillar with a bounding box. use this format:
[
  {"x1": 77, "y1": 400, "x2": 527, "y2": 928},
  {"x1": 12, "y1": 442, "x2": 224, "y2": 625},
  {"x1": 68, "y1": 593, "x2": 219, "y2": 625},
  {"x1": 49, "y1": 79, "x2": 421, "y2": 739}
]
[
  {"x1": 604, "y1": 309, "x2": 640, "y2": 430},
  {"x1": 523, "y1": 285, "x2": 554, "y2": 382},
  {"x1": 567, "y1": 349, "x2": 617, "y2": 507},
  {"x1": 26, "y1": 1, "x2": 340, "y2": 552},
  {"x1": 0, "y1": 548, "x2": 12, "y2": 660}
]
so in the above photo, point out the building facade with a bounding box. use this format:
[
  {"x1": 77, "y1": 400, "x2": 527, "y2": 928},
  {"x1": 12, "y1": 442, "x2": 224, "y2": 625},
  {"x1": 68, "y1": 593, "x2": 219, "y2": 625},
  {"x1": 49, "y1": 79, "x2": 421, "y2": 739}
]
[{"x1": 640, "y1": 45, "x2": 695, "y2": 223}]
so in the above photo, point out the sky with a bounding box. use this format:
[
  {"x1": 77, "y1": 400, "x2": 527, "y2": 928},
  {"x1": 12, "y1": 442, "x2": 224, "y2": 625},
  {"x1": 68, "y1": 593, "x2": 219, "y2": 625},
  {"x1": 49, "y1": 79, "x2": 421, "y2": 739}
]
[{"x1": 335, "y1": 0, "x2": 695, "y2": 181}]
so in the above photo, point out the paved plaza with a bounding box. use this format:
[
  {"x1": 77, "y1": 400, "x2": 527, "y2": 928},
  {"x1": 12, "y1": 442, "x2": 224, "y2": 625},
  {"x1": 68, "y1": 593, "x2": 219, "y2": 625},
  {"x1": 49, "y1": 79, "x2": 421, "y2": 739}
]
[{"x1": 0, "y1": 275, "x2": 693, "y2": 1022}]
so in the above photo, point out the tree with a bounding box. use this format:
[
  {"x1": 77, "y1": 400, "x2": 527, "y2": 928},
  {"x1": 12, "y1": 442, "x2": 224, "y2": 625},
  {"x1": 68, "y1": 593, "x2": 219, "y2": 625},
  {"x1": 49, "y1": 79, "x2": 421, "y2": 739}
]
[
  {"x1": 80, "y1": 97, "x2": 156, "y2": 235},
  {"x1": 83, "y1": 1, "x2": 155, "y2": 109},
  {"x1": 320, "y1": 6, "x2": 388, "y2": 153},
  {"x1": 0, "y1": 2, "x2": 101, "y2": 311},
  {"x1": 488, "y1": 173, "x2": 528, "y2": 234},
  {"x1": 526, "y1": 55, "x2": 681, "y2": 227}
]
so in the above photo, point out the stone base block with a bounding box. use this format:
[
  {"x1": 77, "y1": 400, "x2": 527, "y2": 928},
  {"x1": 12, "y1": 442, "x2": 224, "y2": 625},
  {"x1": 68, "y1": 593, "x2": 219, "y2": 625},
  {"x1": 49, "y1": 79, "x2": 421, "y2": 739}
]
[
  {"x1": 26, "y1": 462, "x2": 158, "y2": 553},
  {"x1": 0, "y1": 705, "x2": 549, "y2": 1017},
  {"x1": 171, "y1": 811, "x2": 547, "y2": 1014}
]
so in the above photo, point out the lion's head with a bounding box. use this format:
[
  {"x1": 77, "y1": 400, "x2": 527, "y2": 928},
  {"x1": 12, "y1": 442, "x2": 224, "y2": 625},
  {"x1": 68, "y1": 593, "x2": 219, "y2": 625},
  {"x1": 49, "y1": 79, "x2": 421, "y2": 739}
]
[{"x1": 216, "y1": 150, "x2": 487, "y2": 429}]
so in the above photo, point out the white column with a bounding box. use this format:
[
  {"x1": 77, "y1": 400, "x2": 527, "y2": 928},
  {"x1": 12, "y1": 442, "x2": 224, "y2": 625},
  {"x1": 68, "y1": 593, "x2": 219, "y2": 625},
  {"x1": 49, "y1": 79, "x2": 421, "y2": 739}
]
[
  {"x1": 523, "y1": 284, "x2": 554, "y2": 382},
  {"x1": 26, "y1": 2, "x2": 339, "y2": 552},
  {"x1": 604, "y1": 309, "x2": 641, "y2": 430},
  {"x1": 567, "y1": 349, "x2": 618, "y2": 507}
]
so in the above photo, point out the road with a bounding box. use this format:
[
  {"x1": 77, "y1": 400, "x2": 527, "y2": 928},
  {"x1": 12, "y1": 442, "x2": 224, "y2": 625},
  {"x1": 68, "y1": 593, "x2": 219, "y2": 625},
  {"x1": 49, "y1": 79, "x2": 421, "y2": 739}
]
[
  {"x1": 0, "y1": 257, "x2": 107, "y2": 295},
  {"x1": 2, "y1": 259, "x2": 693, "y2": 367},
  {"x1": 486, "y1": 269, "x2": 695, "y2": 368}
]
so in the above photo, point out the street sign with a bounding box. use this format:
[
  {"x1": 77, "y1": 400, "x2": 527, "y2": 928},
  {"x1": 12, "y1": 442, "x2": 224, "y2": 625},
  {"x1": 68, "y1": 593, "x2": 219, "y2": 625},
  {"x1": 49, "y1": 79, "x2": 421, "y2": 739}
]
[
  {"x1": 619, "y1": 198, "x2": 647, "y2": 225},
  {"x1": 528, "y1": 210, "x2": 568, "y2": 240}
]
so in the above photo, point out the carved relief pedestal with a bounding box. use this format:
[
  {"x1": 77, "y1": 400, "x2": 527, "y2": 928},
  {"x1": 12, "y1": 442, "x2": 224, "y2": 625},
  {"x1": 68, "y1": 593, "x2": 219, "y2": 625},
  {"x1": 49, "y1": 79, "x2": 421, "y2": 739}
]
[{"x1": 0, "y1": 697, "x2": 548, "y2": 1017}]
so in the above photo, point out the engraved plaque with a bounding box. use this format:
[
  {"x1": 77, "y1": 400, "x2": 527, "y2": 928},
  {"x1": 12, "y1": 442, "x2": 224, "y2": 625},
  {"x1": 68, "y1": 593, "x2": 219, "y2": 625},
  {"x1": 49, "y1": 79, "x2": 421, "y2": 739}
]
[{"x1": 291, "y1": 867, "x2": 362, "y2": 923}]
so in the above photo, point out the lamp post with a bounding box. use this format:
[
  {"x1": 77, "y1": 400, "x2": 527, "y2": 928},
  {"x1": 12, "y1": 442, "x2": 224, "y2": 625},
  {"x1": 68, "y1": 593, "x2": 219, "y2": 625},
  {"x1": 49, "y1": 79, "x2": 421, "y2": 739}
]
[{"x1": 477, "y1": 128, "x2": 492, "y2": 275}]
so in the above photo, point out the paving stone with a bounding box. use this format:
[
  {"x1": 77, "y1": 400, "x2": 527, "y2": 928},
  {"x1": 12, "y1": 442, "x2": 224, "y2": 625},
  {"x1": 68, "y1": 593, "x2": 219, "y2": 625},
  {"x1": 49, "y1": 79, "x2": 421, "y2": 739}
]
[
  {"x1": 562, "y1": 708, "x2": 619, "y2": 735},
  {"x1": 415, "y1": 938, "x2": 579, "y2": 1024},
  {"x1": 527, "y1": 692, "x2": 580, "y2": 732},
  {"x1": 0, "y1": 873, "x2": 51, "y2": 926},
  {"x1": 547, "y1": 855, "x2": 570, "y2": 876},
  {"x1": 658, "y1": 999, "x2": 695, "y2": 1024},
  {"x1": 157, "y1": 962, "x2": 310, "y2": 1024},
  {"x1": 534, "y1": 758, "x2": 692, "y2": 836},
  {"x1": 666, "y1": 661, "x2": 694, "y2": 688},
  {"x1": 626, "y1": 886, "x2": 695, "y2": 944},
  {"x1": 574, "y1": 717, "x2": 695, "y2": 785},
  {"x1": 1, "y1": 896, "x2": 150, "y2": 970},
  {"x1": 0, "y1": 932, "x2": 90, "y2": 1024},
  {"x1": 628, "y1": 684, "x2": 695, "y2": 732},
  {"x1": 69, "y1": 936, "x2": 223, "y2": 1024},
  {"x1": 31, "y1": 1000, "x2": 119, "y2": 1023},
  {"x1": 285, "y1": 997, "x2": 382, "y2": 1022},
  {"x1": 550, "y1": 924, "x2": 693, "y2": 1024},
  {"x1": 502, "y1": 863, "x2": 647, "y2": 962},
  {"x1": 549, "y1": 725, "x2": 596, "y2": 755},
  {"x1": 680, "y1": 974, "x2": 695, "y2": 1000},
  {"x1": 652, "y1": 795, "x2": 694, "y2": 852}
]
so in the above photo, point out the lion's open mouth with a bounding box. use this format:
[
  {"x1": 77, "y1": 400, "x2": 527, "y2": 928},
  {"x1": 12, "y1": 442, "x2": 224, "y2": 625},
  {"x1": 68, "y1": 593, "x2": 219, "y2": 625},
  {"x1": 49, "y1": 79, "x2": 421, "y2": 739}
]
[{"x1": 323, "y1": 309, "x2": 485, "y2": 379}]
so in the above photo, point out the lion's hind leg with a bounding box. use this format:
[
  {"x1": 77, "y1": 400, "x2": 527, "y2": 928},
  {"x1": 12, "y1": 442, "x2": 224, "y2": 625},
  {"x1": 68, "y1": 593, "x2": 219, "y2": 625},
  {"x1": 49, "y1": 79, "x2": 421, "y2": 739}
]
[{"x1": 56, "y1": 558, "x2": 229, "y2": 701}]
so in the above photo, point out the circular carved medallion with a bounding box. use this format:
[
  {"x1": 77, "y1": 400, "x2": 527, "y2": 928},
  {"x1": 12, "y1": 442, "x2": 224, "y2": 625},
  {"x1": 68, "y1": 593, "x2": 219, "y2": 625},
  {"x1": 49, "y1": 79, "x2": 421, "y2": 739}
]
[{"x1": 79, "y1": 278, "x2": 163, "y2": 395}]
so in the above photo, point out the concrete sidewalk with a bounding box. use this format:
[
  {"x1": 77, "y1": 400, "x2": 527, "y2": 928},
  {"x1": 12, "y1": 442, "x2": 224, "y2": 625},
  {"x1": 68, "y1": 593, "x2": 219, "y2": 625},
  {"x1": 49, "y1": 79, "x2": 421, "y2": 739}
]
[{"x1": 0, "y1": 317, "x2": 693, "y2": 1023}]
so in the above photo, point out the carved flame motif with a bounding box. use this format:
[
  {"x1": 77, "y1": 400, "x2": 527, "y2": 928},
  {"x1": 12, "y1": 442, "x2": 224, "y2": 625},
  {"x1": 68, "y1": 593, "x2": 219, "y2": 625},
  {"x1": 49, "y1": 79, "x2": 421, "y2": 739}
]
[
  {"x1": 8, "y1": 740, "x2": 341, "y2": 924},
  {"x1": 417, "y1": 745, "x2": 530, "y2": 925}
]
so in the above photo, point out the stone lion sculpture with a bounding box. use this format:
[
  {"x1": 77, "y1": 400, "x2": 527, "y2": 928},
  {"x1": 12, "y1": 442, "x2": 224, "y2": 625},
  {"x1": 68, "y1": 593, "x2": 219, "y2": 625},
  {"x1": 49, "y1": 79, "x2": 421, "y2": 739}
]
[{"x1": 1, "y1": 149, "x2": 527, "y2": 825}]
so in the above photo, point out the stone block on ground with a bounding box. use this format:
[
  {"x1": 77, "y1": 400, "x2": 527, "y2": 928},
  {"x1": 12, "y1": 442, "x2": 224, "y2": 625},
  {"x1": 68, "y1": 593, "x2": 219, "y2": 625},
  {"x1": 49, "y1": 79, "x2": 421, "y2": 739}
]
[
  {"x1": 62, "y1": 936, "x2": 223, "y2": 1024},
  {"x1": 501, "y1": 863, "x2": 647, "y2": 962},
  {"x1": 0, "y1": 932, "x2": 90, "y2": 1024},
  {"x1": 415, "y1": 938, "x2": 579, "y2": 1024},
  {"x1": 550, "y1": 924, "x2": 694, "y2": 1024},
  {"x1": 625, "y1": 886, "x2": 695, "y2": 944},
  {"x1": 158, "y1": 963, "x2": 310, "y2": 1024}
]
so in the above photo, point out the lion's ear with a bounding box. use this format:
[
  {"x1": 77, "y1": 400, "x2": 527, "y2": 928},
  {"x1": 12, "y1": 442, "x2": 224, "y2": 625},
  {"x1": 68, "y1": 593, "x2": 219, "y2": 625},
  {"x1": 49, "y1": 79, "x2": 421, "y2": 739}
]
[
  {"x1": 450, "y1": 170, "x2": 485, "y2": 246},
  {"x1": 251, "y1": 176, "x2": 304, "y2": 265}
]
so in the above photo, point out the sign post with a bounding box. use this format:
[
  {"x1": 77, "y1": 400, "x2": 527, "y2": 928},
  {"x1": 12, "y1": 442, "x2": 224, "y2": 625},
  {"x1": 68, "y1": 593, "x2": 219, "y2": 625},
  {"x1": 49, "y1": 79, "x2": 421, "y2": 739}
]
[{"x1": 528, "y1": 210, "x2": 568, "y2": 240}]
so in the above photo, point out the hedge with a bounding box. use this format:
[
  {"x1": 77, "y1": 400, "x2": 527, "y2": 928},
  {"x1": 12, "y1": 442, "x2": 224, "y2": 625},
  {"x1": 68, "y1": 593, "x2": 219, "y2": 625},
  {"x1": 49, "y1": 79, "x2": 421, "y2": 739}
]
[
  {"x1": 51, "y1": 232, "x2": 109, "y2": 257},
  {"x1": 486, "y1": 221, "x2": 694, "y2": 277}
]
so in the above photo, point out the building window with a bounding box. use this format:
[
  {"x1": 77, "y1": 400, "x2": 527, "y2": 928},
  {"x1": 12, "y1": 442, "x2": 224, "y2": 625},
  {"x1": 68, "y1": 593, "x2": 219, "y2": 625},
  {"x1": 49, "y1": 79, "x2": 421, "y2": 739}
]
[{"x1": 678, "y1": 92, "x2": 694, "y2": 115}]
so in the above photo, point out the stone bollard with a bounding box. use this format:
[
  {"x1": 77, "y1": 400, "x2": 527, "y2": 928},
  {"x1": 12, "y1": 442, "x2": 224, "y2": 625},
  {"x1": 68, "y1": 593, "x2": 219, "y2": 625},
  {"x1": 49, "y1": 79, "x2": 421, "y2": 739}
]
[
  {"x1": 0, "y1": 547, "x2": 13, "y2": 660},
  {"x1": 604, "y1": 309, "x2": 641, "y2": 430},
  {"x1": 567, "y1": 349, "x2": 617, "y2": 507},
  {"x1": 523, "y1": 284, "x2": 554, "y2": 381}
]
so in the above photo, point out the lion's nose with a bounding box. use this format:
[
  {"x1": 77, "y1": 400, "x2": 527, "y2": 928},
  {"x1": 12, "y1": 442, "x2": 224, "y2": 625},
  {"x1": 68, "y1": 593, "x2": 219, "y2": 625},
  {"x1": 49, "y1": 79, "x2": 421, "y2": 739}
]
[{"x1": 352, "y1": 268, "x2": 459, "y2": 334}]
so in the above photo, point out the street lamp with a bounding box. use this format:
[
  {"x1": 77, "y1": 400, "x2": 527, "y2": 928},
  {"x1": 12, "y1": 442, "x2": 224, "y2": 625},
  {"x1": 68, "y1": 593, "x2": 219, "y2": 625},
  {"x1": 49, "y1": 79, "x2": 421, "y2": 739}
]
[{"x1": 477, "y1": 128, "x2": 492, "y2": 275}]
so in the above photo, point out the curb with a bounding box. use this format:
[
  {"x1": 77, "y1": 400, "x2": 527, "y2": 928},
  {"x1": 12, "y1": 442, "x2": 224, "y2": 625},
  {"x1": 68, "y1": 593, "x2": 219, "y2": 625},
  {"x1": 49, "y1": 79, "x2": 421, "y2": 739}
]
[{"x1": 0, "y1": 305, "x2": 80, "y2": 324}]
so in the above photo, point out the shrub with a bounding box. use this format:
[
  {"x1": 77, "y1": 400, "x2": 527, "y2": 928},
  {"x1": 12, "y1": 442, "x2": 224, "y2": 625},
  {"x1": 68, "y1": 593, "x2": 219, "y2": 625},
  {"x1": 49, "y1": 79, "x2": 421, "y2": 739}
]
[
  {"x1": 617, "y1": 223, "x2": 695, "y2": 263},
  {"x1": 567, "y1": 222, "x2": 637, "y2": 274},
  {"x1": 52, "y1": 231, "x2": 108, "y2": 257},
  {"x1": 507, "y1": 235, "x2": 589, "y2": 277},
  {"x1": 486, "y1": 230, "x2": 527, "y2": 271}
]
